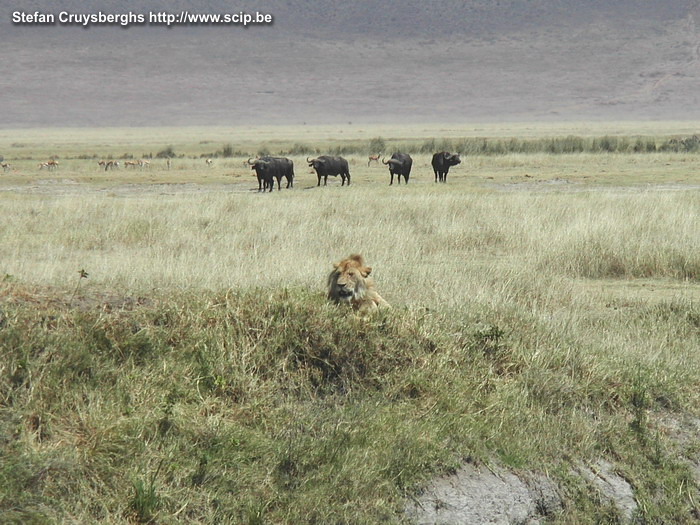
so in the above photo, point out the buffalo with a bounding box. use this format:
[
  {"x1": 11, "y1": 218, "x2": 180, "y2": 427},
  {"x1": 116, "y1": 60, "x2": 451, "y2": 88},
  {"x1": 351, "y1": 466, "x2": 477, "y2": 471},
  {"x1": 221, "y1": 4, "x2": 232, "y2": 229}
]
[
  {"x1": 248, "y1": 156, "x2": 294, "y2": 192},
  {"x1": 431, "y1": 151, "x2": 461, "y2": 183},
  {"x1": 307, "y1": 155, "x2": 351, "y2": 186},
  {"x1": 382, "y1": 153, "x2": 413, "y2": 185}
]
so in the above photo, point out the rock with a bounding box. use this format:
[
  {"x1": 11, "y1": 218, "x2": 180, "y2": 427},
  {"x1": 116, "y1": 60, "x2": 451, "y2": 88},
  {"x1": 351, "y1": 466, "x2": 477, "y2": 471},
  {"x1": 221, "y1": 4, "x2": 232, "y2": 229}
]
[
  {"x1": 405, "y1": 462, "x2": 561, "y2": 525},
  {"x1": 577, "y1": 460, "x2": 638, "y2": 523}
]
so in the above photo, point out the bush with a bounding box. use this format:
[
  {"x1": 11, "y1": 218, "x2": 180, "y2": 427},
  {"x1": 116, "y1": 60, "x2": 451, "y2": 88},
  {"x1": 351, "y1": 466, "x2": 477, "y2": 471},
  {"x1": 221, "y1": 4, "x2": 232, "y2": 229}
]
[
  {"x1": 220, "y1": 144, "x2": 234, "y2": 158},
  {"x1": 155, "y1": 146, "x2": 176, "y2": 159},
  {"x1": 368, "y1": 137, "x2": 386, "y2": 154}
]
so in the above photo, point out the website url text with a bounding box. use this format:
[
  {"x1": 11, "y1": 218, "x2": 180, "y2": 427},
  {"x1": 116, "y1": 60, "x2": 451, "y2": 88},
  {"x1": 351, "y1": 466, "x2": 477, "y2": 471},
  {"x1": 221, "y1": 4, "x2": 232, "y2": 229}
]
[{"x1": 11, "y1": 11, "x2": 274, "y2": 28}]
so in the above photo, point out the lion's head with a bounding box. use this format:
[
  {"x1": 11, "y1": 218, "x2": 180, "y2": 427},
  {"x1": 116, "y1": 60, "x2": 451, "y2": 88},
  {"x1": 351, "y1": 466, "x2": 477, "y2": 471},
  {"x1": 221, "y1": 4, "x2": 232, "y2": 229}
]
[{"x1": 327, "y1": 254, "x2": 390, "y2": 313}]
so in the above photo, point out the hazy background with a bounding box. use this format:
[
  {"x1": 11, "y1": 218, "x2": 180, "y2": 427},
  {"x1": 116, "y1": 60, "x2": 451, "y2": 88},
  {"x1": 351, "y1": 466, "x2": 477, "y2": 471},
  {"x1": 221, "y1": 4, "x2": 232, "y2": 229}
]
[{"x1": 3, "y1": 0, "x2": 700, "y2": 127}]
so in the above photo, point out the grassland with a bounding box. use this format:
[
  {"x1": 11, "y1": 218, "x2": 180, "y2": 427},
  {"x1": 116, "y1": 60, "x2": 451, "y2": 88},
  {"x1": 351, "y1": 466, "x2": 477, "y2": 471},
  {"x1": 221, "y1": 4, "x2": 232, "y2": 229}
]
[{"x1": 0, "y1": 125, "x2": 699, "y2": 523}]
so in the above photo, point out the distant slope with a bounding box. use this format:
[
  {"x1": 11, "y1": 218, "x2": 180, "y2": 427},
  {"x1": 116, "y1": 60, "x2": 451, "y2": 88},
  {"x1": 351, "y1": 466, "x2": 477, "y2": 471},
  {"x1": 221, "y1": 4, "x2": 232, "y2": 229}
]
[{"x1": 3, "y1": 1, "x2": 700, "y2": 127}]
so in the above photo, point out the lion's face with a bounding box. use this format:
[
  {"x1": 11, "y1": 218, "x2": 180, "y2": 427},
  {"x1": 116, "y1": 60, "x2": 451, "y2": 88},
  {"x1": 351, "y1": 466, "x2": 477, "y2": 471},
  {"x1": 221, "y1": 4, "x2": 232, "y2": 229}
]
[
  {"x1": 328, "y1": 255, "x2": 372, "y2": 305},
  {"x1": 332, "y1": 266, "x2": 368, "y2": 303}
]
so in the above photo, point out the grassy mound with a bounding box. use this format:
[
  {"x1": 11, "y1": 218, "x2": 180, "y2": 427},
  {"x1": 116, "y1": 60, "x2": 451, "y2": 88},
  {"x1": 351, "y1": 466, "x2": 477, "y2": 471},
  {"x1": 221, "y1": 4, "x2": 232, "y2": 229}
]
[{"x1": 1, "y1": 283, "x2": 699, "y2": 523}]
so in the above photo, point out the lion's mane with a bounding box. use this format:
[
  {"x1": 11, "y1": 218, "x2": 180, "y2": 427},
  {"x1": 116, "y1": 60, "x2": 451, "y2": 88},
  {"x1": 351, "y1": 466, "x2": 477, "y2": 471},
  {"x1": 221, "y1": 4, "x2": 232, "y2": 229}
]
[{"x1": 327, "y1": 254, "x2": 390, "y2": 313}]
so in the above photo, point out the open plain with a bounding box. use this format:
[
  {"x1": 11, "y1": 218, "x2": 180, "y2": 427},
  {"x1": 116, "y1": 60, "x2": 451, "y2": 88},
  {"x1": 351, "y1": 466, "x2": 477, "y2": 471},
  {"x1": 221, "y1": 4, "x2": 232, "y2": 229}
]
[{"x1": 0, "y1": 124, "x2": 699, "y2": 523}]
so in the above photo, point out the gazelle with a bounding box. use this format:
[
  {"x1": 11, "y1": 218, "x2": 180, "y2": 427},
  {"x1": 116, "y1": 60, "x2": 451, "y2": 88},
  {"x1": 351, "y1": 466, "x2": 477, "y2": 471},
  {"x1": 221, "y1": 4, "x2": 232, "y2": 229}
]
[
  {"x1": 124, "y1": 160, "x2": 139, "y2": 169},
  {"x1": 98, "y1": 160, "x2": 118, "y2": 171},
  {"x1": 368, "y1": 154, "x2": 381, "y2": 167},
  {"x1": 206, "y1": 158, "x2": 213, "y2": 167},
  {"x1": 1, "y1": 162, "x2": 11, "y2": 172},
  {"x1": 138, "y1": 159, "x2": 150, "y2": 169}
]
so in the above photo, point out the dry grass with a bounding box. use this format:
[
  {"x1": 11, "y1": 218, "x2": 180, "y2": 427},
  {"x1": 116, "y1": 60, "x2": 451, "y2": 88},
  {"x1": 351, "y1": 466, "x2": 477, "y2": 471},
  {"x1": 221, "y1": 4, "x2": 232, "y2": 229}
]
[
  {"x1": 0, "y1": 125, "x2": 699, "y2": 523},
  {"x1": 0, "y1": 183, "x2": 697, "y2": 297}
]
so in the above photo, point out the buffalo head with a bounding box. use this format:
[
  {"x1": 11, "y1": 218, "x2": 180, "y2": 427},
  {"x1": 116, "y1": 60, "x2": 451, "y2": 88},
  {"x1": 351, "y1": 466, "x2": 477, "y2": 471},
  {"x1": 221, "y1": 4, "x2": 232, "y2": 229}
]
[
  {"x1": 307, "y1": 156, "x2": 326, "y2": 170},
  {"x1": 446, "y1": 152, "x2": 461, "y2": 165},
  {"x1": 248, "y1": 157, "x2": 271, "y2": 170}
]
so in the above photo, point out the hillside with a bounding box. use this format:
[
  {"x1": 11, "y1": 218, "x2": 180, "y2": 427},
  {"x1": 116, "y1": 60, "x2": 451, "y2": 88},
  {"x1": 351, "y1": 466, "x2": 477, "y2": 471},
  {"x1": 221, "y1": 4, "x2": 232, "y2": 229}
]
[{"x1": 3, "y1": 1, "x2": 700, "y2": 126}]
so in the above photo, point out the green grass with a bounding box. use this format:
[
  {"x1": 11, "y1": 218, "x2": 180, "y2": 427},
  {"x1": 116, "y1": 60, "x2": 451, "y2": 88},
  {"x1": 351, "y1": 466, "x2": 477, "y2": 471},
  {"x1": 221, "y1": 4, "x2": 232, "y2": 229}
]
[
  {"x1": 0, "y1": 124, "x2": 699, "y2": 523},
  {"x1": 1, "y1": 285, "x2": 698, "y2": 523}
]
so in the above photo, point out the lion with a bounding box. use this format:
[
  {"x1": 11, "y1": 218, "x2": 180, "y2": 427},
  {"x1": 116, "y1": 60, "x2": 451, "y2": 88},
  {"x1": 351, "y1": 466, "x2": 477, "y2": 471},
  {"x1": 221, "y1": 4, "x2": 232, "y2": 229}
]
[{"x1": 327, "y1": 254, "x2": 390, "y2": 313}]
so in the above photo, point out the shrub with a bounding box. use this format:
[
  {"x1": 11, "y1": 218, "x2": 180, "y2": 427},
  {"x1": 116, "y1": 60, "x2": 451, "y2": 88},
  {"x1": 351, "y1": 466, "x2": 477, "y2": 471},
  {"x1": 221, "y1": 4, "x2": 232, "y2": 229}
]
[
  {"x1": 220, "y1": 144, "x2": 234, "y2": 158},
  {"x1": 155, "y1": 146, "x2": 176, "y2": 159},
  {"x1": 368, "y1": 137, "x2": 386, "y2": 154}
]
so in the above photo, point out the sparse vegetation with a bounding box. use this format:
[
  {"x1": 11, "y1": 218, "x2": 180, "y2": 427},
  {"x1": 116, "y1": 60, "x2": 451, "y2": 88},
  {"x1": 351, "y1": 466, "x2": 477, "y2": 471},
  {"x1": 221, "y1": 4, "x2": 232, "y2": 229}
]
[
  {"x1": 0, "y1": 125, "x2": 698, "y2": 523},
  {"x1": 287, "y1": 142, "x2": 316, "y2": 155},
  {"x1": 188, "y1": 134, "x2": 700, "y2": 157}
]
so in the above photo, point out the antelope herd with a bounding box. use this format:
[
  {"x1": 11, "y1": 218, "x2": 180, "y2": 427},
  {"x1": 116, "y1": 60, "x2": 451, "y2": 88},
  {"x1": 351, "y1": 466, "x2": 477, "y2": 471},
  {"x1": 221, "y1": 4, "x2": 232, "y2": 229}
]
[{"x1": 8, "y1": 155, "x2": 390, "y2": 175}]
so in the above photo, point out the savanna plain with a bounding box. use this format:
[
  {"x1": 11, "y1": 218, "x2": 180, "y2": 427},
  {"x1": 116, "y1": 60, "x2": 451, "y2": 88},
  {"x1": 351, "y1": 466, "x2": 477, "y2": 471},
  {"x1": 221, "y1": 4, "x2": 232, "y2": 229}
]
[{"x1": 0, "y1": 123, "x2": 699, "y2": 524}]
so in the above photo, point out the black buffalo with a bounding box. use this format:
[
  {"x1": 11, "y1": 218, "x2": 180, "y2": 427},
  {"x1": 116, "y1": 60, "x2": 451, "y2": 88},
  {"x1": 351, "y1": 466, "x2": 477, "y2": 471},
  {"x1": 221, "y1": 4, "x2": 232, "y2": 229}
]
[
  {"x1": 431, "y1": 151, "x2": 461, "y2": 183},
  {"x1": 307, "y1": 156, "x2": 351, "y2": 186},
  {"x1": 248, "y1": 156, "x2": 294, "y2": 192},
  {"x1": 382, "y1": 153, "x2": 413, "y2": 185}
]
